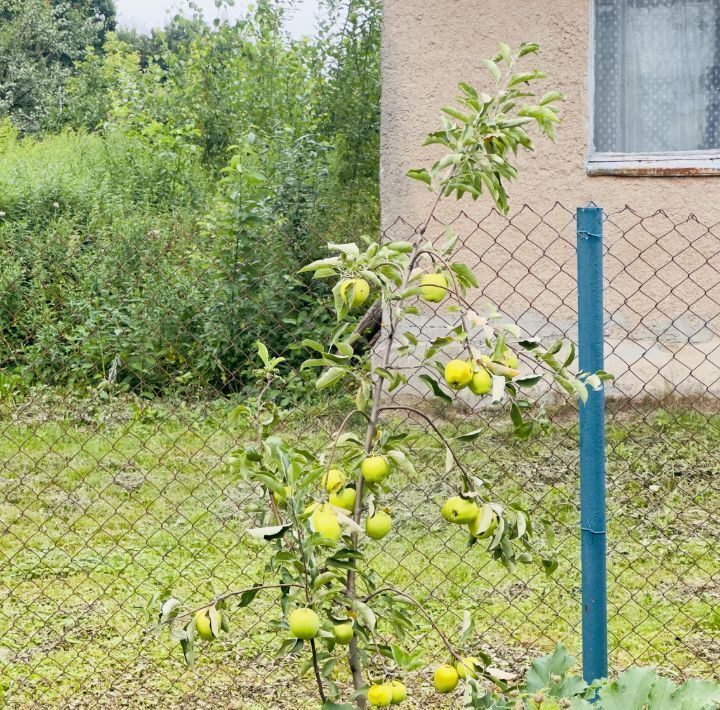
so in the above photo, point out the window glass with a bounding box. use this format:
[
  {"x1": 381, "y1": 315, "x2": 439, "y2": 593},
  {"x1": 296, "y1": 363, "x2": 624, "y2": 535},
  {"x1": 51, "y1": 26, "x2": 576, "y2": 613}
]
[{"x1": 594, "y1": 0, "x2": 720, "y2": 153}]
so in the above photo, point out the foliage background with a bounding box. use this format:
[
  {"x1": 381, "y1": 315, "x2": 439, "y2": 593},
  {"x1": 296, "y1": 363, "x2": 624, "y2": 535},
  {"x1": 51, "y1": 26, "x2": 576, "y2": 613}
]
[{"x1": 0, "y1": 0, "x2": 380, "y2": 393}]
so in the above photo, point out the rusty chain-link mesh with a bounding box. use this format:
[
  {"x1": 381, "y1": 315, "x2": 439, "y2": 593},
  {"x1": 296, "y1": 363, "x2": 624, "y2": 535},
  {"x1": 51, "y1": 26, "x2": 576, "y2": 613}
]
[{"x1": 1, "y1": 205, "x2": 719, "y2": 708}]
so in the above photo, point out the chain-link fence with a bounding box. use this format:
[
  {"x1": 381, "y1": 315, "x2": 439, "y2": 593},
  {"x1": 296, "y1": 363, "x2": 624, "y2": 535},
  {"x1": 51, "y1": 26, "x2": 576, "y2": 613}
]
[{"x1": 1, "y1": 205, "x2": 719, "y2": 708}]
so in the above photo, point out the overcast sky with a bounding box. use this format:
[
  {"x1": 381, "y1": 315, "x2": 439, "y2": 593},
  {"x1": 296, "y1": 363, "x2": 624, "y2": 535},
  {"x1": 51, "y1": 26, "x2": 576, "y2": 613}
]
[{"x1": 115, "y1": 0, "x2": 322, "y2": 38}]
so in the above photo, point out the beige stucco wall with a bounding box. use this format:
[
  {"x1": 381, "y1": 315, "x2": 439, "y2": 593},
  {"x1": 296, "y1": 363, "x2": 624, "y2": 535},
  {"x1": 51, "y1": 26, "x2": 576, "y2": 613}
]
[
  {"x1": 381, "y1": 0, "x2": 720, "y2": 402},
  {"x1": 381, "y1": 0, "x2": 720, "y2": 223}
]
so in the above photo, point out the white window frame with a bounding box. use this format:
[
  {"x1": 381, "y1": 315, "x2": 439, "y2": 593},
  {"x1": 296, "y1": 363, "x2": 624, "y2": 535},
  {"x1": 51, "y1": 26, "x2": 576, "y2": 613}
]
[{"x1": 587, "y1": 0, "x2": 720, "y2": 176}]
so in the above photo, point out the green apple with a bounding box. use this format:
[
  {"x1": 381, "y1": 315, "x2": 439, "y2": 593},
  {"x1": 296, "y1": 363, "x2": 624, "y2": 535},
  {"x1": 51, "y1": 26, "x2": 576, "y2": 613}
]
[
  {"x1": 368, "y1": 684, "x2": 393, "y2": 707},
  {"x1": 502, "y1": 349, "x2": 519, "y2": 369},
  {"x1": 365, "y1": 510, "x2": 392, "y2": 540},
  {"x1": 388, "y1": 680, "x2": 407, "y2": 704},
  {"x1": 333, "y1": 622, "x2": 354, "y2": 645},
  {"x1": 361, "y1": 455, "x2": 390, "y2": 483},
  {"x1": 455, "y1": 656, "x2": 480, "y2": 680},
  {"x1": 311, "y1": 504, "x2": 342, "y2": 542},
  {"x1": 441, "y1": 496, "x2": 480, "y2": 525},
  {"x1": 420, "y1": 273, "x2": 448, "y2": 303},
  {"x1": 340, "y1": 278, "x2": 370, "y2": 309},
  {"x1": 288, "y1": 607, "x2": 320, "y2": 640},
  {"x1": 322, "y1": 468, "x2": 345, "y2": 493},
  {"x1": 468, "y1": 367, "x2": 492, "y2": 395},
  {"x1": 194, "y1": 609, "x2": 214, "y2": 641},
  {"x1": 434, "y1": 664, "x2": 459, "y2": 693},
  {"x1": 273, "y1": 484, "x2": 292, "y2": 505},
  {"x1": 444, "y1": 360, "x2": 473, "y2": 390},
  {"x1": 330, "y1": 487, "x2": 356, "y2": 512},
  {"x1": 468, "y1": 504, "x2": 499, "y2": 538}
]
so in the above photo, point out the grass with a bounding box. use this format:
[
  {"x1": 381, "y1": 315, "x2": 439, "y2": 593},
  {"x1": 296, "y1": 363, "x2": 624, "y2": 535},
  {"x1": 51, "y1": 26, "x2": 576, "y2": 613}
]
[{"x1": 0, "y1": 392, "x2": 719, "y2": 708}]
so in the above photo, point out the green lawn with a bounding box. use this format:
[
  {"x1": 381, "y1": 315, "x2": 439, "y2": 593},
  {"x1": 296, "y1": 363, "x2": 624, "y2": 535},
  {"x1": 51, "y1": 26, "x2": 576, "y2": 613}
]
[{"x1": 0, "y1": 393, "x2": 719, "y2": 708}]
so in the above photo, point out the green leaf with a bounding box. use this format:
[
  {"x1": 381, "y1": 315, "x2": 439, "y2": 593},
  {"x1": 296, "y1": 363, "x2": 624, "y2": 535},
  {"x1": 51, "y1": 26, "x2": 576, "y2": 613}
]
[
  {"x1": 419, "y1": 374, "x2": 451, "y2": 402},
  {"x1": 277, "y1": 638, "x2": 304, "y2": 657},
  {"x1": 180, "y1": 626, "x2": 195, "y2": 668},
  {"x1": 540, "y1": 90, "x2": 565, "y2": 106},
  {"x1": 387, "y1": 450, "x2": 415, "y2": 476},
  {"x1": 387, "y1": 240, "x2": 414, "y2": 253},
  {"x1": 542, "y1": 557, "x2": 558, "y2": 575},
  {"x1": 599, "y1": 668, "x2": 657, "y2": 710},
  {"x1": 460, "y1": 610, "x2": 475, "y2": 641},
  {"x1": 328, "y1": 242, "x2": 360, "y2": 257},
  {"x1": 496, "y1": 42, "x2": 512, "y2": 65},
  {"x1": 246, "y1": 524, "x2": 291, "y2": 541},
  {"x1": 563, "y1": 341, "x2": 576, "y2": 368},
  {"x1": 300, "y1": 339, "x2": 325, "y2": 354},
  {"x1": 406, "y1": 168, "x2": 432, "y2": 186},
  {"x1": 454, "y1": 429, "x2": 484, "y2": 442},
  {"x1": 158, "y1": 597, "x2": 182, "y2": 625},
  {"x1": 525, "y1": 645, "x2": 579, "y2": 692},
  {"x1": 256, "y1": 341, "x2": 270, "y2": 366},
  {"x1": 514, "y1": 375, "x2": 542, "y2": 389},
  {"x1": 237, "y1": 587, "x2": 262, "y2": 608},
  {"x1": 518, "y1": 42, "x2": 541, "y2": 57},
  {"x1": 482, "y1": 58, "x2": 501, "y2": 83},
  {"x1": 663, "y1": 678, "x2": 720, "y2": 708},
  {"x1": 450, "y1": 262, "x2": 479, "y2": 289},
  {"x1": 600, "y1": 667, "x2": 720, "y2": 710},
  {"x1": 508, "y1": 70, "x2": 546, "y2": 88},
  {"x1": 441, "y1": 106, "x2": 473, "y2": 123},
  {"x1": 445, "y1": 446, "x2": 454, "y2": 474},
  {"x1": 457, "y1": 82, "x2": 478, "y2": 100},
  {"x1": 491, "y1": 374, "x2": 506, "y2": 403},
  {"x1": 299, "y1": 256, "x2": 342, "y2": 273},
  {"x1": 316, "y1": 367, "x2": 348, "y2": 390},
  {"x1": 442, "y1": 224, "x2": 459, "y2": 255},
  {"x1": 322, "y1": 658, "x2": 338, "y2": 678},
  {"x1": 350, "y1": 599, "x2": 377, "y2": 632}
]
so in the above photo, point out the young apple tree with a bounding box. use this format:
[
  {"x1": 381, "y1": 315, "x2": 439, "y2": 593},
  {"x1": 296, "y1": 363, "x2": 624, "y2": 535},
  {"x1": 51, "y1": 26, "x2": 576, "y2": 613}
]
[{"x1": 156, "y1": 42, "x2": 611, "y2": 709}]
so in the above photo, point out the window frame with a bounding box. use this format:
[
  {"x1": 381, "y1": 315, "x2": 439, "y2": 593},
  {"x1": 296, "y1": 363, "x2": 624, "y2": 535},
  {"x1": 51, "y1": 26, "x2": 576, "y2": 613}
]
[{"x1": 587, "y1": 0, "x2": 720, "y2": 176}]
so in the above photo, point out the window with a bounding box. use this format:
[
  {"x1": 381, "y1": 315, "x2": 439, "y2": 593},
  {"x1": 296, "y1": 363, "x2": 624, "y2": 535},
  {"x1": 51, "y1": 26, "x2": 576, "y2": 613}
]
[{"x1": 590, "y1": 0, "x2": 720, "y2": 174}]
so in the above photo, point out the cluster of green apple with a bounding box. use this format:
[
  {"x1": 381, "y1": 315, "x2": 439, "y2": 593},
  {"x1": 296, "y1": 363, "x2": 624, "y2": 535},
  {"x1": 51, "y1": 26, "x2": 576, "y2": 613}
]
[
  {"x1": 441, "y1": 495, "x2": 499, "y2": 539},
  {"x1": 444, "y1": 347, "x2": 519, "y2": 397},
  {"x1": 338, "y1": 268, "x2": 511, "y2": 404},
  {"x1": 283, "y1": 607, "x2": 407, "y2": 707},
  {"x1": 432, "y1": 655, "x2": 482, "y2": 695},
  {"x1": 272, "y1": 458, "x2": 395, "y2": 544},
  {"x1": 339, "y1": 267, "x2": 450, "y2": 314}
]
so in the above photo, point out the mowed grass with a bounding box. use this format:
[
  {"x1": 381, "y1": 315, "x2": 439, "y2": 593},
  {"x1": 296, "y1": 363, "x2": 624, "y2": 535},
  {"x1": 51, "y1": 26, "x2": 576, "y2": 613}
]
[{"x1": 0, "y1": 394, "x2": 719, "y2": 708}]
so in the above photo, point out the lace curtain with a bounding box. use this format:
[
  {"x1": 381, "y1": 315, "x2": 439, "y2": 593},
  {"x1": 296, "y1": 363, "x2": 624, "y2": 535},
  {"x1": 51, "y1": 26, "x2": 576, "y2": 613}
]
[{"x1": 594, "y1": 0, "x2": 720, "y2": 153}]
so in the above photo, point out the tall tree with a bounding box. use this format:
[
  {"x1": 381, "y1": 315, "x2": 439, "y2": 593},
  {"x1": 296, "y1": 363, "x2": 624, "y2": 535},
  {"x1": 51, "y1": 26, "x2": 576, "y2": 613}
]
[{"x1": 0, "y1": 0, "x2": 116, "y2": 131}]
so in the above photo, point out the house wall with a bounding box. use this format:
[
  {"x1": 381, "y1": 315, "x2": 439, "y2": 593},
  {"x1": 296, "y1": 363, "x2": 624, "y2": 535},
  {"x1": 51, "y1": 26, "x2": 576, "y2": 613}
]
[{"x1": 380, "y1": 0, "x2": 720, "y2": 402}]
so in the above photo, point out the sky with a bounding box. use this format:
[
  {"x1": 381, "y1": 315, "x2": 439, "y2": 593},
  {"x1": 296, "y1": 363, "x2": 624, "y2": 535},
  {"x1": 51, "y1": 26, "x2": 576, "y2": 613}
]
[{"x1": 115, "y1": 0, "x2": 322, "y2": 38}]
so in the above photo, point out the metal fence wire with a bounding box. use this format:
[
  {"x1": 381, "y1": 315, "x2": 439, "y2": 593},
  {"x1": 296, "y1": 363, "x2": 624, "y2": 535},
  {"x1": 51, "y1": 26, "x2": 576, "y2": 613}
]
[{"x1": 1, "y1": 204, "x2": 720, "y2": 708}]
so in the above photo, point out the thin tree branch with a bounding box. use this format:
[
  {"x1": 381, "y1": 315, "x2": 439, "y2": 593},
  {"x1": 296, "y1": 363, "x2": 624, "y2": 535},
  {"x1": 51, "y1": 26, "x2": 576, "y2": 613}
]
[
  {"x1": 361, "y1": 586, "x2": 501, "y2": 685},
  {"x1": 361, "y1": 586, "x2": 464, "y2": 665},
  {"x1": 310, "y1": 638, "x2": 327, "y2": 703},
  {"x1": 378, "y1": 405, "x2": 474, "y2": 492},
  {"x1": 411, "y1": 248, "x2": 475, "y2": 360},
  {"x1": 161, "y1": 583, "x2": 305, "y2": 625},
  {"x1": 255, "y1": 378, "x2": 283, "y2": 524}
]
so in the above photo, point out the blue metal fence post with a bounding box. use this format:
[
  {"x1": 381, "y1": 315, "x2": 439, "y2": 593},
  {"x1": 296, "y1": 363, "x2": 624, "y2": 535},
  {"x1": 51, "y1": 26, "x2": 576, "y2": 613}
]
[{"x1": 577, "y1": 205, "x2": 608, "y2": 684}]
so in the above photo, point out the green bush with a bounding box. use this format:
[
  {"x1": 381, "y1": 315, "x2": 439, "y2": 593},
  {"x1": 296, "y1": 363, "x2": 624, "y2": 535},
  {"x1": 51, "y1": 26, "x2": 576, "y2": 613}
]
[{"x1": 0, "y1": 1, "x2": 380, "y2": 395}]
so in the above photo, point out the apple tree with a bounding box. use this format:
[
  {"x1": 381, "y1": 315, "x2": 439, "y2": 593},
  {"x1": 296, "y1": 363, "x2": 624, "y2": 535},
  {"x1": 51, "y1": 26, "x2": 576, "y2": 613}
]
[{"x1": 156, "y1": 42, "x2": 611, "y2": 709}]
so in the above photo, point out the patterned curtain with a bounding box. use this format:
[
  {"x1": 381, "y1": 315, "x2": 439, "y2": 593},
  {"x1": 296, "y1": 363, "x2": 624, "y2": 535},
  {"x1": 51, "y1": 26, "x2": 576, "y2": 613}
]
[{"x1": 594, "y1": 0, "x2": 720, "y2": 153}]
